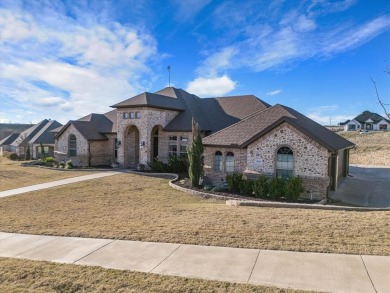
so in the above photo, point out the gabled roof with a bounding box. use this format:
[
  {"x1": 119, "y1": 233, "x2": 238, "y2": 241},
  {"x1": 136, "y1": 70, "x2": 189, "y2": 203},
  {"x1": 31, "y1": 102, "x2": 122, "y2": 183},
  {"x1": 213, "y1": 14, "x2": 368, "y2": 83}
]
[
  {"x1": 353, "y1": 111, "x2": 390, "y2": 124},
  {"x1": 56, "y1": 110, "x2": 117, "y2": 141},
  {"x1": 28, "y1": 120, "x2": 62, "y2": 144},
  {"x1": 0, "y1": 133, "x2": 19, "y2": 146},
  {"x1": 11, "y1": 119, "x2": 51, "y2": 146},
  {"x1": 203, "y1": 104, "x2": 355, "y2": 152}
]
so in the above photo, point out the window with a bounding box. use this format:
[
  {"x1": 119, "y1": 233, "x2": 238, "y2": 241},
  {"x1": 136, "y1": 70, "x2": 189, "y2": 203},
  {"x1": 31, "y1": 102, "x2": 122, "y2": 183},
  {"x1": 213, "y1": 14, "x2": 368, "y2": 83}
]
[
  {"x1": 69, "y1": 134, "x2": 77, "y2": 156},
  {"x1": 169, "y1": 135, "x2": 177, "y2": 157},
  {"x1": 276, "y1": 147, "x2": 293, "y2": 179},
  {"x1": 214, "y1": 151, "x2": 222, "y2": 171},
  {"x1": 135, "y1": 112, "x2": 141, "y2": 119},
  {"x1": 348, "y1": 124, "x2": 356, "y2": 130},
  {"x1": 130, "y1": 112, "x2": 135, "y2": 119},
  {"x1": 225, "y1": 152, "x2": 235, "y2": 172},
  {"x1": 179, "y1": 136, "x2": 188, "y2": 157},
  {"x1": 114, "y1": 138, "x2": 118, "y2": 158},
  {"x1": 123, "y1": 112, "x2": 129, "y2": 119},
  {"x1": 379, "y1": 124, "x2": 387, "y2": 130}
]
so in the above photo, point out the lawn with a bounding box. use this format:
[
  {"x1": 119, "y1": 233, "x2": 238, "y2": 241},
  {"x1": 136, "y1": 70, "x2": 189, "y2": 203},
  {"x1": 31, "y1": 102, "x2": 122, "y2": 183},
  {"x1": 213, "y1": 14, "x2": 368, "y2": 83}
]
[
  {"x1": 338, "y1": 131, "x2": 390, "y2": 166},
  {"x1": 0, "y1": 173, "x2": 389, "y2": 256},
  {"x1": 0, "y1": 157, "x2": 98, "y2": 191},
  {"x1": 0, "y1": 258, "x2": 312, "y2": 293}
]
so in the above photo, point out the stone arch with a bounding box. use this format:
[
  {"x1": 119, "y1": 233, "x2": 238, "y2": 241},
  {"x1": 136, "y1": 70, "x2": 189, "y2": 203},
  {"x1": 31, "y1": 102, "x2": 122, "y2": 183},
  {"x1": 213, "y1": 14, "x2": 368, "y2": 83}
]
[{"x1": 124, "y1": 125, "x2": 140, "y2": 168}]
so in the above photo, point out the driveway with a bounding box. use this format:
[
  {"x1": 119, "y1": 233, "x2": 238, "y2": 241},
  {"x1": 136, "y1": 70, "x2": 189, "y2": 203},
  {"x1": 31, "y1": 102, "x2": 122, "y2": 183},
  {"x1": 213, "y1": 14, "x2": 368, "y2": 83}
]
[{"x1": 329, "y1": 165, "x2": 390, "y2": 208}]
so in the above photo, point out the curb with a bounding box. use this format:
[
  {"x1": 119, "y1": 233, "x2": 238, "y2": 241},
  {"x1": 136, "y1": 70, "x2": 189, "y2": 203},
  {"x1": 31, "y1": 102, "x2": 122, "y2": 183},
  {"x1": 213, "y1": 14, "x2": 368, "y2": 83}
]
[{"x1": 169, "y1": 179, "x2": 390, "y2": 211}]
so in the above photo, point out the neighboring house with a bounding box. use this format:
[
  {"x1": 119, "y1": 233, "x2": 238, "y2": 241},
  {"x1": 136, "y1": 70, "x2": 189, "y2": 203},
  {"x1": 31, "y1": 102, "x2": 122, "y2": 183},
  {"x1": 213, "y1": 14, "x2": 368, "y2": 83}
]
[
  {"x1": 341, "y1": 111, "x2": 390, "y2": 131},
  {"x1": 0, "y1": 119, "x2": 62, "y2": 159},
  {"x1": 54, "y1": 87, "x2": 354, "y2": 199}
]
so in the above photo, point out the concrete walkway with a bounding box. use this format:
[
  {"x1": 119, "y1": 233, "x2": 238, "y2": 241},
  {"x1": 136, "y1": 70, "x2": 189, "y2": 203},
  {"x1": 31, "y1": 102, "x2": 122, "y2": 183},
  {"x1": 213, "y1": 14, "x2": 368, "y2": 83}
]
[
  {"x1": 0, "y1": 171, "x2": 120, "y2": 198},
  {"x1": 0, "y1": 232, "x2": 388, "y2": 293}
]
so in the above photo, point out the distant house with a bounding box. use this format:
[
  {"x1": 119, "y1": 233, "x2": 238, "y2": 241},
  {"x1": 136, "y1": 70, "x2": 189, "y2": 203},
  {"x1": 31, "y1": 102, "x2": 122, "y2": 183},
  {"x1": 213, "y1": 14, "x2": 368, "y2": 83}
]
[
  {"x1": 54, "y1": 87, "x2": 355, "y2": 200},
  {"x1": 341, "y1": 111, "x2": 390, "y2": 131},
  {"x1": 0, "y1": 119, "x2": 62, "y2": 159}
]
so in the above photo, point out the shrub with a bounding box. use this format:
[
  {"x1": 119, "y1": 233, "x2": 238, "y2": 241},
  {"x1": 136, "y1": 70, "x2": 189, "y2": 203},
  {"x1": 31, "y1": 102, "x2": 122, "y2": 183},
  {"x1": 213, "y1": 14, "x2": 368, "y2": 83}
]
[
  {"x1": 268, "y1": 177, "x2": 285, "y2": 199},
  {"x1": 284, "y1": 176, "x2": 304, "y2": 200},
  {"x1": 65, "y1": 160, "x2": 74, "y2": 169},
  {"x1": 147, "y1": 155, "x2": 188, "y2": 173},
  {"x1": 226, "y1": 172, "x2": 243, "y2": 193},
  {"x1": 239, "y1": 179, "x2": 254, "y2": 196},
  {"x1": 44, "y1": 156, "x2": 56, "y2": 163},
  {"x1": 40, "y1": 142, "x2": 45, "y2": 160},
  {"x1": 211, "y1": 183, "x2": 229, "y2": 192},
  {"x1": 2, "y1": 151, "x2": 19, "y2": 161},
  {"x1": 59, "y1": 161, "x2": 66, "y2": 168},
  {"x1": 253, "y1": 175, "x2": 269, "y2": 198}
]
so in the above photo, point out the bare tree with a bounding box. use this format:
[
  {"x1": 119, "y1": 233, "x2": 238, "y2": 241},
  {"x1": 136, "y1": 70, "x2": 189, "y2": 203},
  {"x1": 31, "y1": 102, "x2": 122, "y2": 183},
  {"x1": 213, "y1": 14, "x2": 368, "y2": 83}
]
[{"x1": 371, "y1": 65, "x2": 390, "y2": 119}]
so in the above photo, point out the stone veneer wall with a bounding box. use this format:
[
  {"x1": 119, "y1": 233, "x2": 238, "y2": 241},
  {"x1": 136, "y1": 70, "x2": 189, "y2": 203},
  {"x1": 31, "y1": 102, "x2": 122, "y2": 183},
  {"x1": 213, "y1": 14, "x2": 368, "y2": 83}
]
[
  {"x1": 90, "y1": 134, "x2": 116, "y2": 166},
  {"x1": 116, "y1": 107, "x2": 179, "y2": 167},
  {"x1": 54, "y1": 124, "x2": 89, "y2": 166},
  {"x1": 157, "y1": 131, "x2": 192, "y2": 163},
  {"x1": 246, "y1": 123, "x2": 330, "y2": 199},
  {"x1": 204, "y1": 147, "x2": 247, "y2": 184}
]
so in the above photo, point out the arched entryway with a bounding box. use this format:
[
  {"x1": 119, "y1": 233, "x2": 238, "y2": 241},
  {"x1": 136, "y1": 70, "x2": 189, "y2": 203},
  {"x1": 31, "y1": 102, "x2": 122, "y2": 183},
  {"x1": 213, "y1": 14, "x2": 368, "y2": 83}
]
[
  {"x1": 150, "y1": 125, "x2": 163, "y2": 161},
  {"x1": 124, "y1": 125, "x2": 140, "y2": 168}
]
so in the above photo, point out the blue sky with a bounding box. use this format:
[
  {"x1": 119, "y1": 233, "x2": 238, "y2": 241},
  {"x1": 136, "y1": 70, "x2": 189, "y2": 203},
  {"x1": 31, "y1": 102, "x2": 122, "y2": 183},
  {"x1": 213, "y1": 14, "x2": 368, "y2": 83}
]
[{"x1": 0, "y1": 0, "x2": 389, "y2": 125}]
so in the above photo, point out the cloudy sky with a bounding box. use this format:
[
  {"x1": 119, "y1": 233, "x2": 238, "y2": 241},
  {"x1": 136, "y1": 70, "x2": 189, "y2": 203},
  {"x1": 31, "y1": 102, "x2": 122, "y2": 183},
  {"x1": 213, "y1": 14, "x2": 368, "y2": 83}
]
[{"x1": 1, "y1": 0, "x2": 389, "y2": 125}]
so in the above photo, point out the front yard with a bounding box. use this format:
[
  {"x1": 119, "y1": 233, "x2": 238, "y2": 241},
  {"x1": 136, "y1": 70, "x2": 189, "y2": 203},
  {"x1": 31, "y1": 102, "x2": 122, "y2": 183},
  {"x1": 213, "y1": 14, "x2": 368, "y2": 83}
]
[
  {"x1": 0, "y1": 172, "x2": 389, "y2": 256},
  {"x1": 0, "y1": 258, "x2": 311, "y2": 293},
  {"x1": 0, "y1": 157, "x2": 98, "y2": 191}
]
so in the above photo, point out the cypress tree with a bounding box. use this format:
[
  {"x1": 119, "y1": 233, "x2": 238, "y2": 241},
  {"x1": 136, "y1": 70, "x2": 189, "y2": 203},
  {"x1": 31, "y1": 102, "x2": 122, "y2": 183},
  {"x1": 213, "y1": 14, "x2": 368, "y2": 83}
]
[
  {"x1": 25, "y1": 144, "x2": 31, "y2": 160},
  {"x1": 187, "y1": 118, "x2": 204, "y2": 187},
  {"x1": 40, "y1": 142, "x2": 45, "y2": 160}
]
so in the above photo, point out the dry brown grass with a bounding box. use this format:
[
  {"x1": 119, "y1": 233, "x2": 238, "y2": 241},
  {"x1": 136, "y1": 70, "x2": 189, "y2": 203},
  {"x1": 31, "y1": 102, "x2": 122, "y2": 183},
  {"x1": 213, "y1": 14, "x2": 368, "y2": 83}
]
[
  {"x1": 0, "y1": 258, "x2": 311, "y2": 293},
  {"x1": 0, "y1": 157, "x2": 98, "y2": 191},
  {"x1": 338, "y1": 131, "x2": 390, "y2": 166},
  {"x1": 1, "y1": 173, "x2": 389, "y2": 256}
]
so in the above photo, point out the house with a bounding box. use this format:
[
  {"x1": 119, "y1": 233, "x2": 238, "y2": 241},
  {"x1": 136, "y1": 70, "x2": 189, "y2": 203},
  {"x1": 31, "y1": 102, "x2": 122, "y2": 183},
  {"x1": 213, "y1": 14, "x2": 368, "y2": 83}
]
[
  {"x1": 341, "y1": 111, "x2": 390, "y2": 131},
  {"x1": 54, "y1": 87, "x2": 354, "y2": 199},
  {"x1": 0, "y1": 119, "x2": 62, "y2": 159}
]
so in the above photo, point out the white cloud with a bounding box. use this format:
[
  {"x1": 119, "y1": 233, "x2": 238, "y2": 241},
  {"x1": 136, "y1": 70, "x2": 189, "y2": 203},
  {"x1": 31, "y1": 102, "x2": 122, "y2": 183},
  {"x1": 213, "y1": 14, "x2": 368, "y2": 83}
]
[
  {"x1": 307, "y1": 104, "x2": 352, "y2": 125},
  {"x1": 197, "y1": 47, "x2": 237, "y2": 76},
  {"x1": 186, "y1": 75, "x2": 236, "y2": 97},
  {"x1": 172, "y1": 0, "x2": 211, "y2": 21},
  {"x1": 266, "y1": 89, "x2": 282, "y2": 96},
  {"x1": 0, "y1": 3, "x2": 159, "y2": 123}
]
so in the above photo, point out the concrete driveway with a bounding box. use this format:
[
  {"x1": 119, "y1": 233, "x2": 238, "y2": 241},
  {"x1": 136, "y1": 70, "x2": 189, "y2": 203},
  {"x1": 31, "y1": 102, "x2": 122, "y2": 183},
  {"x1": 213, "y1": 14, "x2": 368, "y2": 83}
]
[{"x1": 330, "y1": 165, "x2": 390, "y2": 208}]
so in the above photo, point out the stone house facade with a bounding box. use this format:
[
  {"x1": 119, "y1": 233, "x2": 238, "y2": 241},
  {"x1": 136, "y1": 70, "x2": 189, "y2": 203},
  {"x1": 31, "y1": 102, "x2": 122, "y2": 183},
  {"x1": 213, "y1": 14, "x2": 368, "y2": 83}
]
[{"x1": 53, "y1": 87, "x2": 354, "y2": 199}]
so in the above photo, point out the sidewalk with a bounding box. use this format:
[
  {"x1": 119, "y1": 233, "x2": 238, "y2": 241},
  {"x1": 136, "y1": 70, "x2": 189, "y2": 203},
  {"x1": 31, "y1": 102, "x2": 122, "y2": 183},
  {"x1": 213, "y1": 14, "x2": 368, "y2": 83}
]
[
  {"x1": 0, "y1": 171, "x2": 120, "y2": 198},
  {"x1": 0, "y1": 232, "x2": 388, "y2": 293}
]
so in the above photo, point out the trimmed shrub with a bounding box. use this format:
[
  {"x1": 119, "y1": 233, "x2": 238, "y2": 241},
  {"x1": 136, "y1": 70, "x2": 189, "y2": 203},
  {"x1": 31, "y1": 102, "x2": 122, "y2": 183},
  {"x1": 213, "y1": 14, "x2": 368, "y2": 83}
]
[
  {"x1": 2, "y1": 151, "x2": 19, "y2": 161},
  {"x1": 268, "y1": 177, "x2": 285, "y2": 200},
  {"x1": 284, "y1": 176, "x2": 304, "y2": 200},
  {"x1": 44, "y1": 156, "x2": 56, "y2": 163},
  {"x1": 211, "y1": 183, "x2": 229, "y2": 192},
  {"x1": 239, "y1": 179, "x2": 254, "y2": 196},
  {"x1": 253, "y1": 175, "x2": 269, "y2": 198},
  {"x1": 226, "y1": 172, "x2": 243, "y2": 193}
]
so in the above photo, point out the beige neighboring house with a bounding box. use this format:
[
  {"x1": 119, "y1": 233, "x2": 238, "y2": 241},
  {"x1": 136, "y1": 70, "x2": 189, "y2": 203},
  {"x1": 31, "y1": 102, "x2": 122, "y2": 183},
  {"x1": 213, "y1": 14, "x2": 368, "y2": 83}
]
[
  {"x1": 0, "y1": 119, "x2": 62, "y2": 159},
  {"x1": 341, "y1": 111, "x2": 390, "y2": 131},
  {"x1": 54, "y1": 87, "x2": 354, "y2": 199}
]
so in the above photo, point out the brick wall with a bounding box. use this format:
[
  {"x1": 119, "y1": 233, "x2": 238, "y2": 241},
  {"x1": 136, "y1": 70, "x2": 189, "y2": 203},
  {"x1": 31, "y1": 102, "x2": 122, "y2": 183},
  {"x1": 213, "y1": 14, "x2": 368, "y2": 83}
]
[{"x1": 55, "y1": 125, "x2": 89, "y2": 166}]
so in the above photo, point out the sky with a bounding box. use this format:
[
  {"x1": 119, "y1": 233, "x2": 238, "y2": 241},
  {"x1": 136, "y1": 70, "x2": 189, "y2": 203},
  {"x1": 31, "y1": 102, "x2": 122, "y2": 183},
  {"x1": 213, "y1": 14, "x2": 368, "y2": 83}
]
[{"x1": 0, "y1": 0, "x2": 389, "y2": 125}]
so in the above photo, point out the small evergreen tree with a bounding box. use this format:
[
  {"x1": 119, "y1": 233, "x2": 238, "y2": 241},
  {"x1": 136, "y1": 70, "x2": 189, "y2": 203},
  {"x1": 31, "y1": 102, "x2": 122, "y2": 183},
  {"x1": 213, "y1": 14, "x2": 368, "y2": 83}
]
[
  {"x1": 25, "y1": 144, "x2": 31, "y2": 160},
  {"x1": 187, "y1": 118, "x2": 204, "y2": 187},
  {"x1": 40, "y1": 142, "x2": 45, "y2": 160}
]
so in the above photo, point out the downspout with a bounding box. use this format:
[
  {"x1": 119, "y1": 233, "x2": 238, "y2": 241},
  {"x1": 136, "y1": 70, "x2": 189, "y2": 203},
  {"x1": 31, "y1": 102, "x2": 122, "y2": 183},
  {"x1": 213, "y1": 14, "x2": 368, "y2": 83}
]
[{"x1": 88, "y1": 141, "x2": 91, "y2": 167}]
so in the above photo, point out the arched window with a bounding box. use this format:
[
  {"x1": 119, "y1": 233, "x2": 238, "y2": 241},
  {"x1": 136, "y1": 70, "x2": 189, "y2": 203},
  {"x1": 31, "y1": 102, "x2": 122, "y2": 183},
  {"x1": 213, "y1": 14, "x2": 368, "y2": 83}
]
[
  {"x1": 69, "y1": 134, "x2": 77, "y2": 156},
  {"x1": 225, "y1": 152, "x2": 235, "y2": 172},
  {"x1": 214, "y1": 151, "x2": 222, "y2": 171},
  {"x1": 276, "y1": 146, "x2": 293, "y2": 179}
]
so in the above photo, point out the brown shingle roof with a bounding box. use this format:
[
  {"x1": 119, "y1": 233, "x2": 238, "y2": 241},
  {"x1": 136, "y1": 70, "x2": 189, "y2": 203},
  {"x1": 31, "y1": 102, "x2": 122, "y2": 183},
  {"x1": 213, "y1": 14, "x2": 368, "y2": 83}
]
[
  {"x1": 56, "y1": 110, "x2": 117, "y2": 141},
  {"x1": 203, "y1": 104, "x2": 355, "y2": 152}
]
